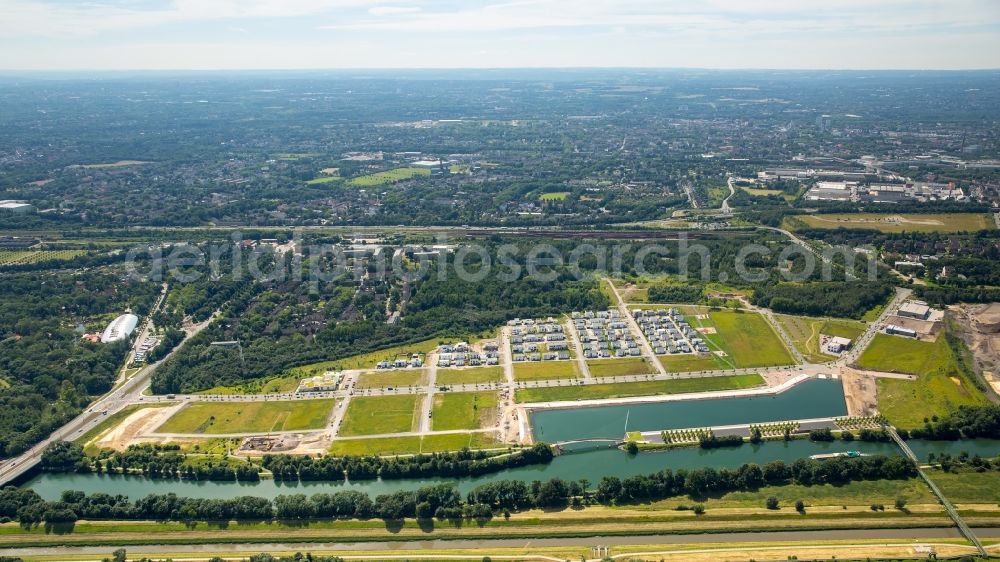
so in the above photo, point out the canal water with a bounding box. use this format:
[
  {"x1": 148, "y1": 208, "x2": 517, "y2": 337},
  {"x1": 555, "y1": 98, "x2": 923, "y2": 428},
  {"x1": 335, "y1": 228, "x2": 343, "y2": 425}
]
[
  {"x1": 21, "y1": 377, "x2": 1000, "y2": 501},
  {"x1": 530, "y1": 377, "x2": 848, "y2": 443}
]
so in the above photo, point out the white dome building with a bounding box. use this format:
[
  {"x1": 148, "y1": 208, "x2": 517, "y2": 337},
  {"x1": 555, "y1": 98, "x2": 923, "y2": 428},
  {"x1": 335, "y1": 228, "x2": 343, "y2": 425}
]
[{"x1": 101, "y1": 313, "x2": 139, "y2": 343}]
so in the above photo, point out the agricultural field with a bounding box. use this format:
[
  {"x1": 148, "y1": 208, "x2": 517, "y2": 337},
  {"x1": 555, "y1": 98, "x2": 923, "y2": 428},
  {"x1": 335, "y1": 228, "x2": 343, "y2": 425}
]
[
  {"x1": 513, "y1": 360, "x2": 581, "y2": 381},
  {"x1": 338, "y1": 395, "x2": 421, "y2": 436},
  {"x1": 586, "y1": 358, "x2": 654, "y2": 378},
  {"x1": 155, "y1": 399, "x2": 335, "y2": 434},
  {"x1": 515, "y1": 373, "x2": 763, "y2": 403},
  {"x1": 785, "y1": 213, "x2": 995, "y2": 234},
  {"x1": 346, "y1": 167, "x2": 430, "y2": 187},
  {"x1": 355, "y1": 369, "x2": 426, "y2": 389},
  {"x1": 775, "y1": 314, "x2": 866, "y2": 363},
  {"x1": 328, "y1": 432, "x2": 501, "y2": 456},
  {"x1": 690, "y1": 310, "x2": 795, "y2": 369},
  {"x1": 858, "y1": 333, "x2": 989, "y2": 427},
  {"x1": 436, "y1": 366, "x2": 505, "y2": 385},
  {"x1": 0, "y1": 249, "x2": 86, "y2": 266},
  {"x1": 539, "y1": 191, "x2": 570, "y2": 201},
  {"x1": 431, "y1": 391, "x2": 498, "y2": 431}
]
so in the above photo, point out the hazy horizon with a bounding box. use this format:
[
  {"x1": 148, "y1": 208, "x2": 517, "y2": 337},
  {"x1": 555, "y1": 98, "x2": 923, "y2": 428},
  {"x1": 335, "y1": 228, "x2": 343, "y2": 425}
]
[{"x1": 2, "y1": 0, "x2": 999, "y2": 71}]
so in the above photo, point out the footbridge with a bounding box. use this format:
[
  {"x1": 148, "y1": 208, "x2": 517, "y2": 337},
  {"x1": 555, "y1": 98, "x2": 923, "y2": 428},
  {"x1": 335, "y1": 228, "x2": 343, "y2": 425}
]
[{"x1": 552, "y1": 438, "x2": 623, "y2": 454}]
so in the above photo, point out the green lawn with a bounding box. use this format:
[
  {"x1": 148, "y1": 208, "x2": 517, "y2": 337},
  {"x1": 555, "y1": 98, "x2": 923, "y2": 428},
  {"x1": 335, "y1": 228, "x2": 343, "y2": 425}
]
[
  {"x1": 858, "y1": 333, "x2": 989, "y2": 427},
  {"x1": 432, "y1": 391, "x2": 498, "y2": 431},
  {"x1": 785, "y1": 213, "x2": 995, "y2": 234},
  {"x1": 587, "y1": 358, "x2": 654, "y2": 378},
  {"x1": 338, "y1": 395, "x2": 421, "y2": 436},
  {"x1": 355, "y1": 370, "x2": 426, "y2": 389},
  {"x1": 436, "y1": 367, "x2": 505, "y2": 385},
  {"x1": 347, "y1": 167, "x2": 430, "y2": 187},
  {"x1": 155, "y1": 400, "x2": 335, "y2": 434},
  {"x1": 775, "y1": 314, "x2": 866, "y2": 363},
  {"x1": 515, "y1": 374, "x2": 764, "y2": 403},
  {"x1": 328, "y1": 432, "x2": 501, "y2": 456},
  {"x1": 928, "y1": 468, "x2": 1000, "y2": 504},
  {"x1": 660, "y1": 353, "x2": 727, "y2": 372},
  {"x1": 698, "y1": 311, "x2": 795, "y2": 368},
  {"x1": 513, "y1": 361, "x2": 581, "y2": 381}
]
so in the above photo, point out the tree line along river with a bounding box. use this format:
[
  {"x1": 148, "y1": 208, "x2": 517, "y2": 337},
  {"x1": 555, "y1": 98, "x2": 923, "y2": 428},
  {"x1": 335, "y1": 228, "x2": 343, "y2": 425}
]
[{"x1": 22, "y1": 379, "x2": 1000, "y2": 501}]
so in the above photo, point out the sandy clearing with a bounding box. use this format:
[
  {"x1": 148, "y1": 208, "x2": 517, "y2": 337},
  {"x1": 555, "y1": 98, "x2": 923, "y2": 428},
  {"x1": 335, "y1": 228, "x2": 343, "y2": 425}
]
[{"x1": 93, "y1": 404, "x2": 181, "y2": 451}]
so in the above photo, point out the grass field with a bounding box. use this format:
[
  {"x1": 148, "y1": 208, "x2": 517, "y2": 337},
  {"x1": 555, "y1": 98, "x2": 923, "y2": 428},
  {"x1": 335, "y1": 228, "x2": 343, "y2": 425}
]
[
  {"x1": 515, "y1": 373, "x2": 764, "y2": 403},
  {"x1": 328, "y1": 432, "x2": 501, "y2": 456},
  {"x1": 286, "y1": 338, "x2": 442, "y2": 375},
  {"x1": 197, "y1": 374, "x2": 301, "y2": 395},
  {"x1": 692, "y1": 311, "x2": 795, "y2": 368},
  {"x1": 355, "y1": 369, "x2": 426, "y2": 389},
  {"x1": 586, "y1": 358, "x2": 654, "y2": 377},
  {"x1": 0, "y1": 249, "x2": 86, "y2": 266},
  {"x1": 785, "y1": 213, "x2": 995, "y2": 234},
  {"x1": 155, "y1": 400, "x2": 335, "y2": 434},
  {"x1": 929, "y1": 468, "x2": 1000, "y2": 504},
  {"x1": 305, "y1": 176, "x2": 342, "y2": 185},
  {"x1": 775, "y1": 314, "x2": 866, "y2": 363},
  {"x1": 660, "y1": 353, "x2": 727, "y2": 372},
  {"x1": 338, "y1": 395, "x2": 421, "y2": 436},
  {"x1": 539, "y1": 191, "x2": 570, "y2": 201},
  {"x1": 347, "y1": 167, "x2": 430, "y2": 187},
  {"x1": 436, "y1": 367, "x2": 505, "y2": 385},
  {"x1": 432, "y1": 391, "x2": 498, "y2": 431},
  {"x1": 513, "y1": 361, "x2": 581, "y2": 381},
  {"x1": 857, "y1": 333, "x2": 989, "y2": 427}
]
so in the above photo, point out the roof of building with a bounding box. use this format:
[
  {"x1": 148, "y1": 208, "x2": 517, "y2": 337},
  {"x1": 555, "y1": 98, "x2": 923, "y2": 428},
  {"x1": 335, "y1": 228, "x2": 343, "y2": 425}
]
[
  {"x1": 899, "y1": 302, "x2": 931, "y2": 317},
  {"x1": 101, "y1": 313, "x2": 139, "y2": 343}
]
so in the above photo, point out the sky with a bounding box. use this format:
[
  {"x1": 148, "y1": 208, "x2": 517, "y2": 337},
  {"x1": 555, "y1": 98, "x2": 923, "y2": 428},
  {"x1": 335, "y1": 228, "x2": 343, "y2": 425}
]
[{"x1": 1, "y1": 0, "x2": 999, "y2": 70}]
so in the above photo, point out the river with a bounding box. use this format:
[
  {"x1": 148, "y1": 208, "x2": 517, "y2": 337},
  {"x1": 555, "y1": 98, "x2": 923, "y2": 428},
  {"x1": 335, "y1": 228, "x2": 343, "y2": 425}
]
[{"x1": 22, "y1": 378, "x2": 1000, "y2": 501}]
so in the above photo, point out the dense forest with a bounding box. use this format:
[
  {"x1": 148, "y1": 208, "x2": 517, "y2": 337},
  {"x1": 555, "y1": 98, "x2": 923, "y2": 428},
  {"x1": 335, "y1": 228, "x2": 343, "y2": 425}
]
[
  {"x1": 751, "y1": 281, "x2": 894, "y2": 319},
  {"x1": 0, "y1": 270, "x2": 160, "y2": 458}
]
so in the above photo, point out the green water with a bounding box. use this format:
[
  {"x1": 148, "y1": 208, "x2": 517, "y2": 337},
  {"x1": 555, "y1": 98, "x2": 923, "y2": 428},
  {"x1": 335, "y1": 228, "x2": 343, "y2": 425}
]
[
  {"x1": 530, "y1": 377, "x2": 848, "y2": 442},
  {"x1": 24, "y1": 438, "x2": 1000, "y2": 502},
  {"x1": 22, "y1": 377, "x2": 1000, "y2": 501}
]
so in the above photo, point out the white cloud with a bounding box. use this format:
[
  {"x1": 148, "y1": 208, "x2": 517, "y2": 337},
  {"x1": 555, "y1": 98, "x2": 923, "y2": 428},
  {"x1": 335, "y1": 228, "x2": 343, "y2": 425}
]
[{"x1": 368, "y1": 6, "x2": 421, "y2": 16}]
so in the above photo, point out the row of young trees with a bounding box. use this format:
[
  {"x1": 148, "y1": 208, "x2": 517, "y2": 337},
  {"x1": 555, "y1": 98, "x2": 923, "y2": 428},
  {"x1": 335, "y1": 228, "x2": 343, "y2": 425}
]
[
  {"x1": 41, "y1": 442, "x2": 555, "y2": 483},
  {"x1": 4, "y1": 455, "x2": 917, "y2": 526}
]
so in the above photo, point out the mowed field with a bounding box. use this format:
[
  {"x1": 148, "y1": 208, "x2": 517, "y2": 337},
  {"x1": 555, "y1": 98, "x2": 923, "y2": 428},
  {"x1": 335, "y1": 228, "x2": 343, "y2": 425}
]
[
  {"x1": 355, "y1": 369, "x2": 426, "y2": 389},
  {"x1": 857, "y1": 333, "x2": 989, "y2": 427},
  {"x1": 693, "y1": 310, "x2": 795, "y2": 369},
  {"x1": 436, "y1": 367, "x2": 505, "y2": 385},
  {"x1": 338, "y1": 395, "x2": 421, "y2": 436},
  {"x1": 513, "y1": 360, "x2": 581, "y2": 381},
  {"x1": 587, "y1": 358, "x2": 654, "y2": 378},
  {"x1": 155, "y1": 399, "x2": 335, "y2": 434},
  {"x1": 786, "y1": 213, "x2": 995, "y2": 233},
  {"x1": 775, "y1": 314, "x2": 866, "y2": 363},
  {"x1": 347, "y1": 167, "x2": 430, "y2": 187},
  {"x1": 328, "y1": 432, "x2": 501, "y2": 456},
  {"x1": 431, "y1": 391, "x2": 498, "y2": 431},
  {"x1": 515, "y1": 374, "x2": 764, "y2": 403}
]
